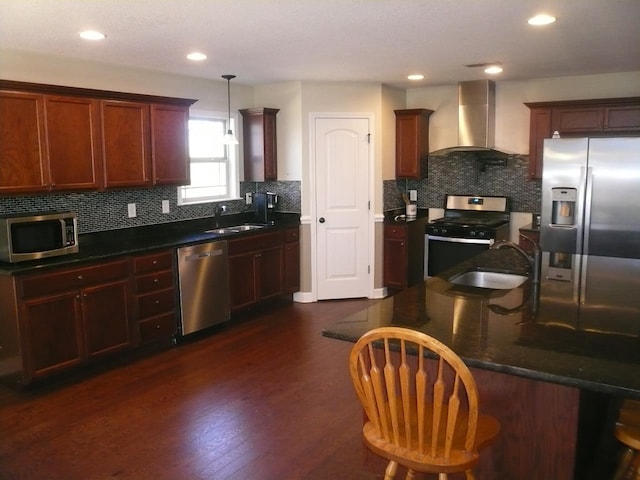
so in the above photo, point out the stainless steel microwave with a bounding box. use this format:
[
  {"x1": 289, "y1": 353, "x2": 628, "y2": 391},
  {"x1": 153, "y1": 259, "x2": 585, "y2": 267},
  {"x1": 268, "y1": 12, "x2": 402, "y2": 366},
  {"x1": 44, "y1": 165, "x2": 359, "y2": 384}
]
[{"x1": 0, "y1": 211, "x2": 79, "y2": 263}]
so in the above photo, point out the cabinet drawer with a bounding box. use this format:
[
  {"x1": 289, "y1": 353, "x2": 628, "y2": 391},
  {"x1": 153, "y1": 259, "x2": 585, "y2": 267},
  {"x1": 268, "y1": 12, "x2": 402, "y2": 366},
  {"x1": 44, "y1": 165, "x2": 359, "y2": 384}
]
[
  {"x1": 284, "y1": 228, "x2": 299, "y2": 243},
  {"x1": 135, "y1": 270, "x2": 174, "y2": 294},
  {"x1": 384, "y1": 224, "x2": 407, "y2": 239},
  {"x1": 21, "y1": 259, "x2": 129, "y2": 299},
  {"x1": 139, "y1": 312, "x2": 176, "y2": 344},
  {"x1": 228, "y1": 231, "x2": 283, "y2": 255},
  {"x1": 137, "y1": 287, "x2": 176, "y2": 318},
  {"x1": 133, "y1": 250, "x2": 173, "y2": 274}
]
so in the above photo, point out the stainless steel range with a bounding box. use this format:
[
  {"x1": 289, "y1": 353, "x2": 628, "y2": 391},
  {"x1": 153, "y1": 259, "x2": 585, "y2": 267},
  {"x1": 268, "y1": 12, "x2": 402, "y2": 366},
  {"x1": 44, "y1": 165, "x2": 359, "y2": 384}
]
[{"x1": 425, "y1": 195, "x2": 510, "y2": 277}]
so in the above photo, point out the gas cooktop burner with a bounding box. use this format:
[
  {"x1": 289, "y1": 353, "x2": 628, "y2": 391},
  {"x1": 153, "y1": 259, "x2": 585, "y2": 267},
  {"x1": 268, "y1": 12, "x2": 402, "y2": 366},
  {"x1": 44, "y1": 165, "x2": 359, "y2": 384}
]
[{"x1": 431, "y1": 217, "x2": 508, "y2": 228}]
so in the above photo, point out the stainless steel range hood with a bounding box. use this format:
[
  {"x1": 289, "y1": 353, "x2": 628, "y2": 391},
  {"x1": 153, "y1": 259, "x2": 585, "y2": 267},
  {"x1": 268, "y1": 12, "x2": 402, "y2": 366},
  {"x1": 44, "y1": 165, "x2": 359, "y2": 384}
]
[{"x1": 430, "y1": 80, "x2": 510, "y2": 158}]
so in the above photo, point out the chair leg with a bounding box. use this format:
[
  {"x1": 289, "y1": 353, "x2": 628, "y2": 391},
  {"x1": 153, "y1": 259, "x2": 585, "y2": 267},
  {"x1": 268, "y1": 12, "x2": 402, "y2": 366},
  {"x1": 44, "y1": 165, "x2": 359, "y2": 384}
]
[
  {"x1": 614, "y1": 447, "x2": 637, "y2": 480},
  {"x1": 384, "y1": 460, "x2": 398, "y2": 480},
  {"x1": 464, "y1": 470, "x2": 476, "y2": 480},
  {"x1": 405, "y1": 469, "x2": 416, "y2": 480},
  {"x1": 438, "y1": 473, "x2": 448, "y2": 480}
]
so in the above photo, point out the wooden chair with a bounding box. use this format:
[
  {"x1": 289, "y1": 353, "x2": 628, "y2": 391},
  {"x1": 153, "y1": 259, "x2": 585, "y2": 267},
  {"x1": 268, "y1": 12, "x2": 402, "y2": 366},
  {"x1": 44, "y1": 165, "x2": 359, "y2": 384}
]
[
  {"x1": 613, "y1": 399, "x2": 640, "y2": 480},
  {"x1": 349, "y1": 327, "x2": 500, "y2": 480}
]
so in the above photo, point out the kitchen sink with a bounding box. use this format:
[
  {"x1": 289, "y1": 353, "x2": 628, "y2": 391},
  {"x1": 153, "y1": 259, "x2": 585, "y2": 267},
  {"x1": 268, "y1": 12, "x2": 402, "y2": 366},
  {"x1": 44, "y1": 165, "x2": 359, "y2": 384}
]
[
  {"x1": 205, "y1": 224, "x2": 266, "y2": 235},
  {"x1": 448, "y1": 271, "x2": 528, "y2": 290}
]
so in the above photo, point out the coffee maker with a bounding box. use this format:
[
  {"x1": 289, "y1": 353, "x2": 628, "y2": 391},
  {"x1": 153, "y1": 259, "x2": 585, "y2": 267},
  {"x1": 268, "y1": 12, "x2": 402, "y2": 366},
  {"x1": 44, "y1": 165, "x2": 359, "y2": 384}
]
[{"x1": 253, "y1": 192, "x2": 278, "y2": 224}]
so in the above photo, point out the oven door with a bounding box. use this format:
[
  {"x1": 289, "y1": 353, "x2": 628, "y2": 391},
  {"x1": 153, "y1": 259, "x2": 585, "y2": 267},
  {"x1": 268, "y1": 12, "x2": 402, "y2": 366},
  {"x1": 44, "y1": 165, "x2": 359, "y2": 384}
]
[{"x1": 425, "y1": 235, "x2": 493, "y2": 277}]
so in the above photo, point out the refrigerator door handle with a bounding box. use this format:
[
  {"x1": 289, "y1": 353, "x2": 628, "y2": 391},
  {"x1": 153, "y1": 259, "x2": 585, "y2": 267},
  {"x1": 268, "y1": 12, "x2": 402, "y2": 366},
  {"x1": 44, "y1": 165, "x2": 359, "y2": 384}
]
[
  {"x1": 579, "y1": 255, "x2": 588, "y2": 305},
  {"x1": 582, "y1": 167, "x2": 594, "y2": 255}
]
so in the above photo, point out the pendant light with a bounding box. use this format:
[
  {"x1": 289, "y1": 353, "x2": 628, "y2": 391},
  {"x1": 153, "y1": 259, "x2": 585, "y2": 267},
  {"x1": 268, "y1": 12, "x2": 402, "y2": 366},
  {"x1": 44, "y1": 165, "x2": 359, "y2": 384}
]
[{"x1": 221, "y1": 74, "x2": 239, "y2": 145}]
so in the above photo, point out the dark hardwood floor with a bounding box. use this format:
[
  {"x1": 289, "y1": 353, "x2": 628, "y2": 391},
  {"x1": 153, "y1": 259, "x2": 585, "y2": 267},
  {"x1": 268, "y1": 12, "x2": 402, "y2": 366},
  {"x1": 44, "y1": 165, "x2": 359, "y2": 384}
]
[{"x1": 0, "y1": 298, "x2": 413, "y2": 480}]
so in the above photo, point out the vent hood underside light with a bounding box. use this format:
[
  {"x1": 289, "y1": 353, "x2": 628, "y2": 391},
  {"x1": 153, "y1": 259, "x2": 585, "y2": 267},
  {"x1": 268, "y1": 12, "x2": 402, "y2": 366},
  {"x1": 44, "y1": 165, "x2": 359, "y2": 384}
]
[{"x1": 430, "y1": 79, "x2": 513, "y2": 159}]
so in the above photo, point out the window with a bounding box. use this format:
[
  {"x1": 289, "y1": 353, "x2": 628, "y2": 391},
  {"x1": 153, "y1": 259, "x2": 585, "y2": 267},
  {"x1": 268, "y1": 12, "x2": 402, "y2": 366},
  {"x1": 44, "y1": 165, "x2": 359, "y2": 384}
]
[{"x1": 177, "y1": 112, "x2": 239, "y2": 205}]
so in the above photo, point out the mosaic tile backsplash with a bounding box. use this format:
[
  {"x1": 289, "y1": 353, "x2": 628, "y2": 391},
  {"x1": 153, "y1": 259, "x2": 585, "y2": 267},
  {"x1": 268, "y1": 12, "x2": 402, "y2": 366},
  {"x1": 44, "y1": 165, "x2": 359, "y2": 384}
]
[
  {"x1": 0, "y1": 181, "x2": 301, "y2": 234},
  {"x1": 384, "y1": 152, "x2": 541, "y2": 213}
]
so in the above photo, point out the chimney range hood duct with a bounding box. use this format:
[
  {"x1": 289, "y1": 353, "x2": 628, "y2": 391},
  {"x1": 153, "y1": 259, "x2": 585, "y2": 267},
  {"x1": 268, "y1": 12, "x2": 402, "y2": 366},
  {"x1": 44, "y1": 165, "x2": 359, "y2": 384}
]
[{"x1": 430, "y1": 79, "x2": 510, "y2": 158}]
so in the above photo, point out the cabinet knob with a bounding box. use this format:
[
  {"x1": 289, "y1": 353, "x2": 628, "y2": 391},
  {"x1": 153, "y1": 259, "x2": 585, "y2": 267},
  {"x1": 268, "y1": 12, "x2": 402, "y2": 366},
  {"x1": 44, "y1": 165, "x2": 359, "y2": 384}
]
[
  {"x1": 77, "y1": 275, "x2": 83, "y2": 280},
  {"x1": 155, "y1": 324, "x2": 161, "y2": 329},
  {"x1": 155, "y1": 300, "x2": 160, "y2": 304},
  {"x1": 153, "y1": 278, "x2": 159, "y2": 283},
  {"x1": 152, "y1": 260, "x2": 158, "y2": 265}
]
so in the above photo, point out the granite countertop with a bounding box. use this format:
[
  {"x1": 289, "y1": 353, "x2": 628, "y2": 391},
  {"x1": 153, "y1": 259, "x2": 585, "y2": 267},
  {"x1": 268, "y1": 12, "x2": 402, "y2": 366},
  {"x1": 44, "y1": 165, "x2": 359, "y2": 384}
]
[
  {"x1": 0, "y1": 212, "x2": 300, "y2": 275},
  {"x1": 323, "y1": 248, "x2": 640, "y2": 399}
]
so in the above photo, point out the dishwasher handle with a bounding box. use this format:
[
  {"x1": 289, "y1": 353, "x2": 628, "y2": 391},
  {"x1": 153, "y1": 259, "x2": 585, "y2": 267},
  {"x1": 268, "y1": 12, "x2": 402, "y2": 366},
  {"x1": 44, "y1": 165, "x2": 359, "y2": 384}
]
[{"x1": 183, "y1": 248, "x2": 224, "y2": 262}]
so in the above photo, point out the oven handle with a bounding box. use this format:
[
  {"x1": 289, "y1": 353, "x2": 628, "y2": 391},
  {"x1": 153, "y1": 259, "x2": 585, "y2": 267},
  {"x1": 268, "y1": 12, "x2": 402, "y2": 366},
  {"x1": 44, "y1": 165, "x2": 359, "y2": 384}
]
[{"x1": 427, "y1": 235, "x2": 493, "y2": 245}]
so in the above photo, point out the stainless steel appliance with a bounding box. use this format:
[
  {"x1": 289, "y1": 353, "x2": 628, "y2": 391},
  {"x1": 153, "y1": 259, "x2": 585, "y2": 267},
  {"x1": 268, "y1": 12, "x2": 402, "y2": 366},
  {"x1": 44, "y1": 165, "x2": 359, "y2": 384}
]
[
  {"x1": 253, "y1": 192, "x2": 278, "y2": 224},
  {"x1": 0, "y1": 211, "x2": 78, "y2": 263},
  {"x1": 177, "y1": 241, "x2": 230, "y2": 336},
  {"x1": 425, "y1": 195, "x2": 510, "y2": 277},
  {"x1": 540, "y1": 137, "x2": 640, "y2": 331}
]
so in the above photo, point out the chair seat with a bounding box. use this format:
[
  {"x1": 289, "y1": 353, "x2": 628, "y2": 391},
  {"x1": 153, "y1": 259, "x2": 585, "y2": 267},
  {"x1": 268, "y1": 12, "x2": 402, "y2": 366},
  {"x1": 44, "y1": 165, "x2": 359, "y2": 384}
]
[{"x1": 363, "y1": 412, "x2": 500, "y2": 474}]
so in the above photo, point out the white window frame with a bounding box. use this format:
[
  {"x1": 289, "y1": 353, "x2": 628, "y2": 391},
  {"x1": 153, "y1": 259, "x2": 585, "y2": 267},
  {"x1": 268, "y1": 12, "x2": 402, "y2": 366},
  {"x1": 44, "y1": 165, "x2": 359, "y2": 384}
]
[{"x1": 177, "y1": 110, "x2": 240, "y2": 205}]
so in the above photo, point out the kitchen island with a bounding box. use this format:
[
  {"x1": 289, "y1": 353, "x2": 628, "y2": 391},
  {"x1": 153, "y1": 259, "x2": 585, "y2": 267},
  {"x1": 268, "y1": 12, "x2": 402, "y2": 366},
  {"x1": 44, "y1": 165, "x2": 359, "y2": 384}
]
[{"x1": 323, "y1": 249, "x2": 640, "y2": 479}]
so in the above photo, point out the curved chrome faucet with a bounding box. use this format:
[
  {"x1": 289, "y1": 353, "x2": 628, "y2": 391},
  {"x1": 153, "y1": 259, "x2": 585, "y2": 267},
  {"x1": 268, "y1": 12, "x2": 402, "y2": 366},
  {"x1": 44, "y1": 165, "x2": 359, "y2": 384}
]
[{"x1": 490, "y1": 239, "x2": 541, "y2": 285}]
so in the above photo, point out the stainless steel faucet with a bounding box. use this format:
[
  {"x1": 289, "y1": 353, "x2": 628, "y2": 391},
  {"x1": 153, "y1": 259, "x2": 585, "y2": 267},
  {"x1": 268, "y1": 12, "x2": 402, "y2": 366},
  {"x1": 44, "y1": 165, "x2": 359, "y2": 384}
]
[
  {"x1": 491, "y1": 238, "x2": 541, "y2": 284},
  {"x1": 214, "y1": 204, "x2": 227, "y2": 228}
]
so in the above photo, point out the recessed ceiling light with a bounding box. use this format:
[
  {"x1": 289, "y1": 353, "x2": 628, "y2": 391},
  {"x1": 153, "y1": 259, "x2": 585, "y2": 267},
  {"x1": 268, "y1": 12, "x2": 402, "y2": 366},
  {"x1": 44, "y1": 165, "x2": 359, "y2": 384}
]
[
  {"x1": 79, "y1": 30, "x2": 106, "y2": 40},
  {"x1": 187, "y1": 52, "x2": 207, "y2": 61},
  {"x1": 484, "y1": 65, "x2": 503, "y2": 75},
  {"x1": 407, "y1": 74, "x2": 424, "y2": 81},
  {"x1": 528, "y1": 14, "x2": 556, "y2": 26}
]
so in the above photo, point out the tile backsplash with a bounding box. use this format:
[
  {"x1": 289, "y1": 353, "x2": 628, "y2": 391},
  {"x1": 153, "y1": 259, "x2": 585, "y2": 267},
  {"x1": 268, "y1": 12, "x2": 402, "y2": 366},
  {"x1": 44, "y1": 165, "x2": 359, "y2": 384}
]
[
  {"x1": 0, "y1": 181, "x2": 301, "y2": 234},
  {"x1": 384, "y1": 152, "x2": 541, "y2": 213}
]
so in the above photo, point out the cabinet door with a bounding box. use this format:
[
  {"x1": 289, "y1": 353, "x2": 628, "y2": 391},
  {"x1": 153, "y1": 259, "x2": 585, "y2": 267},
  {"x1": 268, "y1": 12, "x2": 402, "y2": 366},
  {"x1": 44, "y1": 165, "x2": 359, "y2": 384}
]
[
  {"x1": 604, "y1": 105, "x2": 640, "y2": 131},
  {"x1": 384, "y1": 236, "x2": 407, "y2": 290},
  {"x1": 551, "y1": 106, "x2": 603, "y2": 134},
  {"x1": 0, "y1": 91, "x2": 49, "y2": 193},
  {"x1": 101, "y1": 100, "x2": 151, "y2": 187},
  {"x1": 82, "y1": 279, "x2": 133, "y2": 358},
  {"x1": 395, "y1": 109, "x2": 432, "y2": 179},
  {"x1": 22, "y1": 292, "x2": 83, "y2": 380},
  {"x1": 229, "y1": 252, "x2": 258, "y2": 311},
  {"x1": 240, "y1": 108, "x2": 279, "y2": 181},
  {"x1": 528, "y1": 107, "x2": 552, "y2": 179},
  {"x1": 44, "y1": 95, "x2": 102, "y2": 190},
  {"x1": 150, "y1": 104, "x2": 190, "y2": 185},
  {"x1": 284, "y1": 241, "x2": 300, "y2": 294},
  {"x1": 256, "y1": 245, "x2": 283, "y2": 301}
]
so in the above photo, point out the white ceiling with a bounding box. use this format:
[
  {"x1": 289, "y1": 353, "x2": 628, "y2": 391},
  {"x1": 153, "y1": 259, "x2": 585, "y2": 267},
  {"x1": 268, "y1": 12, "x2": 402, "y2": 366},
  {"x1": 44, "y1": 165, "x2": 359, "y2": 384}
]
[{"x1": 1, "y1": 0, "x2": 639, "y2": 88}]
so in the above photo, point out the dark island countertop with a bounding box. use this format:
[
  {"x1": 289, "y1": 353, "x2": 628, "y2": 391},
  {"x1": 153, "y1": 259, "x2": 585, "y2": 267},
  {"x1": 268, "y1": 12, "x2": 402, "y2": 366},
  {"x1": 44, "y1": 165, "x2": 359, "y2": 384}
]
[
  {"x1": 0, "y1": 212, "x2": 300, "y2": 275},
  {"x1": 323, "y1": 248, "x2": 640, "y2": 399}
]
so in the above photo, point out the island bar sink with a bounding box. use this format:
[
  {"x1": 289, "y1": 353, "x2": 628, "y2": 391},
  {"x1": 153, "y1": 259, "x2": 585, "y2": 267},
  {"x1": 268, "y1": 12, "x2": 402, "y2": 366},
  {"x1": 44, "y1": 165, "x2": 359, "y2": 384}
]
[
  {"x1": 205, "y1": 224, "x2": 266, "y2": 235},
  {"x1": 448, "y1": 270, "x2": 528, "y2": 290}
]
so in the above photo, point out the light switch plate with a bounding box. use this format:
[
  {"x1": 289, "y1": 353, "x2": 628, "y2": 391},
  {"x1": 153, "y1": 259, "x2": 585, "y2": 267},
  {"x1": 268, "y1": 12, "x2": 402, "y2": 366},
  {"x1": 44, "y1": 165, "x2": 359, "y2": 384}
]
[
  {"x1": 162, "y1": 200, "x2": 170, "y2": 214},
  {"x1": 409, "y1": 190, "x2": 417, "y2": 201},
  {"x1": 245, "y1": 192, "x2": 252, "y2": 205},
  {"x1": 127, "y1": 203, "x2": 137, "y2": 218}
]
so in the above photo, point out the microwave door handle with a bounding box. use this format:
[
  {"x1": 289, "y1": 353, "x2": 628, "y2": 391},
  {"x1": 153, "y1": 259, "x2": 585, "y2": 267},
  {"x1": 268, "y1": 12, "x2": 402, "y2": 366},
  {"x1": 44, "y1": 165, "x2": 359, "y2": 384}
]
[{"x1": 59, "y1": 218, "x2": 68, "y2": 246}]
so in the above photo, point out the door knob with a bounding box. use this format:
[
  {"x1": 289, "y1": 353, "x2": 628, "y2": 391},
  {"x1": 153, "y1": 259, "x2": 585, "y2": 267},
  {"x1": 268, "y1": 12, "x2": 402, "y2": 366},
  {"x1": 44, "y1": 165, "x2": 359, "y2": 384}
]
[{"x1": 319, "y1": 217, "x2": 325, "y2": 223}]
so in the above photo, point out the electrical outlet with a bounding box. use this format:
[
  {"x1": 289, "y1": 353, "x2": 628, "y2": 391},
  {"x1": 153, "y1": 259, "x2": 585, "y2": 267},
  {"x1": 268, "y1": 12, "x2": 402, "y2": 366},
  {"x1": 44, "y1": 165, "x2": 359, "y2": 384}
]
[
  {"x1": 127, "y1": 203, "x2": 137, "y2": 218},
  {"x1": 162, "y1": 200, "x2": 170, "y2": 214},
  {"x1": 409, "y1": 190, "x2": 417, "y2": 202},
  {"x1": 245, "y1": 192, "x2": 252, "y2": 205}
]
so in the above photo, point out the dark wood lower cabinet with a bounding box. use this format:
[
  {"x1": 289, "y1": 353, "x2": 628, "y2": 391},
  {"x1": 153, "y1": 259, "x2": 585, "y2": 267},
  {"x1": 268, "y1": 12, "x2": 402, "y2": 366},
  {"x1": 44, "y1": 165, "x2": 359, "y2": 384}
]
[
  {"x1": 228, "y1": 231, "x2": 285, "y2": 312},
  {"x1": 16, "y1": 258, "x2": 133, "y2": 383},
  {"x1": 384, "y1": 218, "x2": 428, "y2": 290}
]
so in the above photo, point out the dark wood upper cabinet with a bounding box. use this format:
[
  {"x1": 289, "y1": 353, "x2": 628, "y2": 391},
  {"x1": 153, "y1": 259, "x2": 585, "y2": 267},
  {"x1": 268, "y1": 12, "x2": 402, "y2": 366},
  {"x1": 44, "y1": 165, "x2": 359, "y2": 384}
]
[
  {"x1": 150, "y1": 103, "x2": 191, "y2": 185},
  {"x1": 44, "y1": 95, "x2": 102, "y2": 191},
  {"x1": 0, "y1": 80, "x2": 196, "y2": 194},
  {"x1": 101, "y1": 100, "x2": 152, "y2": 188},
  {"x1": 0, "y1": 91, "x2": 49, "y2": 193},
  {"x1": 394, "y1": 109, "x2": 433, "y2": 179},
  {"x1": 526, "y1": 97, "x2": 640, "y2": 179},
  {"x1": 240, "y1": 107, "x2": 279, "y2": 181}
]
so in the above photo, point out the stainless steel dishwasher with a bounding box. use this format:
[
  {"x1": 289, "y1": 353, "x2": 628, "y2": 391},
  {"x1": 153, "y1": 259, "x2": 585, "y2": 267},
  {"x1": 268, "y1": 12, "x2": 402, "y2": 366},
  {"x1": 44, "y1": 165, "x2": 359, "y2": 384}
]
[{"x1": 176, "y1": 241, "x2": 230, "y2": 336}]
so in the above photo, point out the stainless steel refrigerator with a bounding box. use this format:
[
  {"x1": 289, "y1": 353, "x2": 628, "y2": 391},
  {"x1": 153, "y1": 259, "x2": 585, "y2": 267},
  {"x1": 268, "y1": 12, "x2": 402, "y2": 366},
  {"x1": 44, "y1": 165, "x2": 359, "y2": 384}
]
[{"x1": 539, "y1": 137, "x2": 640, "y2": 335}]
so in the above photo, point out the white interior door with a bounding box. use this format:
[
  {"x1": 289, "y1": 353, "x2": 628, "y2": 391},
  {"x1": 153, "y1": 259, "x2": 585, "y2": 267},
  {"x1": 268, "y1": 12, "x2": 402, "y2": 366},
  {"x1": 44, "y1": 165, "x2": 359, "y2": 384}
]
[{"x1": 314, "y1": 117, "x2": 370, "y2": 300}]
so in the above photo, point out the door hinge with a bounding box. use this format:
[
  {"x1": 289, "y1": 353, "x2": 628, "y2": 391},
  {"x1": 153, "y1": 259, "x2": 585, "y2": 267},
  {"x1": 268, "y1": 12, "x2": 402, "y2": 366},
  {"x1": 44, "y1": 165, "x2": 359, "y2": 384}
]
[
  {"x1": 368, "y1": 265, "x2": 370, "y2": 274},
  {"x1": 368, "y1": 200, "x2": 370, "y2": 210},
  {"x1": 366, "y1": 133, "x2": 371, "y2": 144}
]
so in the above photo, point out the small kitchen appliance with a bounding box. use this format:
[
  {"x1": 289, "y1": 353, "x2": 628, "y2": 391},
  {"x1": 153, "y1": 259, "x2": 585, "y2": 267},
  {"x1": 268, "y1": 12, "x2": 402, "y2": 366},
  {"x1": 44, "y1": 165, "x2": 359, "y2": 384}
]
[
  {"x1": 254, "y1": 192, "x2": 278, "y2": 224},
  {"x1": 0, "y1": 211, "x2": 79, "y2": 263},
  {"x1": 425, "y1": 195, "x2": 510, "y2": 277}
]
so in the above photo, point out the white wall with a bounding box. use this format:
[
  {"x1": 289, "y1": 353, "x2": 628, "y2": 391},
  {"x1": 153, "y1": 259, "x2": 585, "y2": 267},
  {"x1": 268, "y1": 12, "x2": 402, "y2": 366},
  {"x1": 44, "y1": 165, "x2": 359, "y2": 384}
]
[{"x1": 406, "y1": 71, "x2": 640, "y2": 155}]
